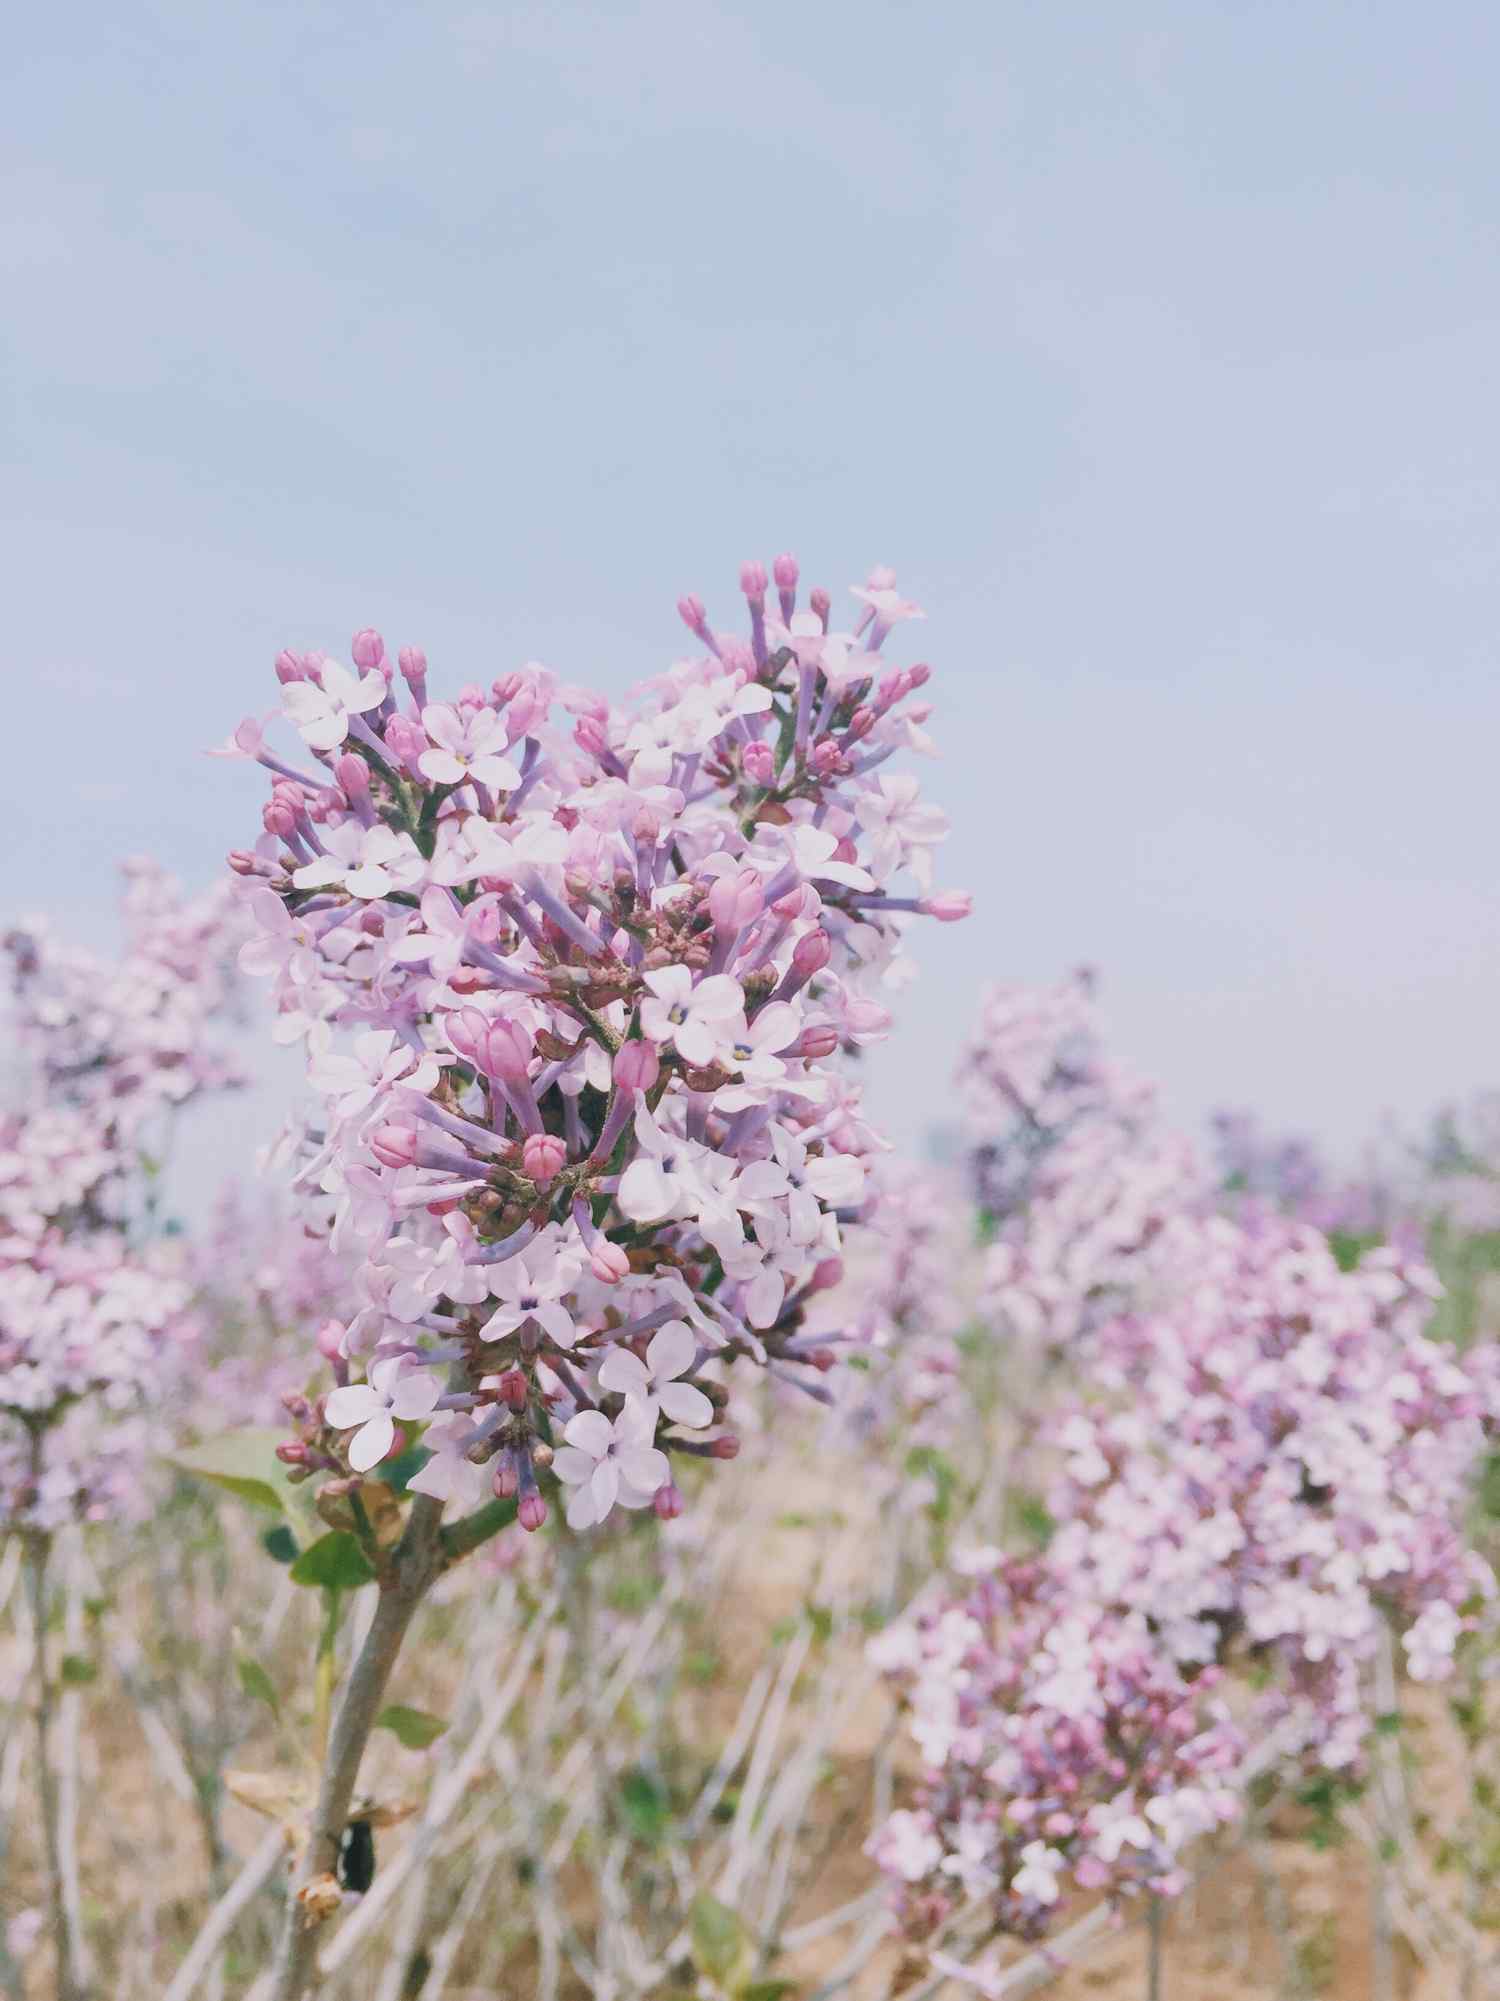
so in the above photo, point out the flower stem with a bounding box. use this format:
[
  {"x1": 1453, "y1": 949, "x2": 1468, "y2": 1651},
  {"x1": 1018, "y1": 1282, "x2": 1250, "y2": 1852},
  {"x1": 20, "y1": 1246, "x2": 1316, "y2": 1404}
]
[
  {"x1": 269, "y1": 1495, "x2": 444, "y2": 2001},
  {"x1": 21, "y1": 1518, "x2": 89, "y2": 2001}
]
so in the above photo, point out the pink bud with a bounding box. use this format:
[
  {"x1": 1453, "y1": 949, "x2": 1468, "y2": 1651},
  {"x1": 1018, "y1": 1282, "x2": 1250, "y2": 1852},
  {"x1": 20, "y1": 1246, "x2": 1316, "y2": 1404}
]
[
  {"x1": 741, "y1": 741, "x2": 775, "y2": 786},
  {"x1": 226, "y1": 849, "x2": 265, "y2": 877},
  {"x1": 711, "y1": 1434, "x2": 740, "y2": 1461},
  {"x1": 274, "y1": 649, "x2": 303, "y2": 683},
  {"x1": 492, "y1": 671, "x2": 523, "y2": 705},
  {"x1": 499, "y1": 1369, "x2": 529, "y2": 1412},
  {"x1": 653, "y1": 1482, "x2": 684, "y2": 1521},
  {"x1": 676, "y1": 593, "x2": 707, "y2": 633},
  {"x1": 316, "y1": 1318, "x2": 346, "y2": 1362},
  {"x1": 790, "y1": 1024, "x2": 840, "y2": 1060},
  {"x1": 370, "y1": 1123, "x2": 420, "y2": 1170},
  {"x1": 384, "y1": 1424, "x2": 407, "y2": 1461},
  {"x1": 831, "y1": 835, "x2": 859, "y2": 866},
  {"x1": 772, "y1": 552, "x2": 799, "y2": 589},
  {"x1": 738, "y1": 560, "x2": 767, "y2": 599},
  {"x1": 574, "y1": 715, "x2": 609, "y2": 760},
  {"x1": 262, "y1": 799, "x2": 296, "y2": 839},
  {"x1": 351, "y1": 627, "x2": 386, "y2": 670},
  {"x1": 791, "y1": 929, "x2": 832, "y2": 980},
  {"x1": 810, "y1": 741, "x2": 845, "y2": 779},
  {"x1": 907, "y1": 662, "x2": 931, "y2": 689},
  {"x1": 772, "y1": 884, "x2": 819, "y2": 921},
  {"x1": 522, "y1": 1132, "x2": 567, "y2": 1185},
  {"x1": 810, "y1": 1256, "x2": 844, "y2": 1292},
  {"x1": 275, "y1": 1441, "x2": 310, "y2": 1465},
  {"x1": 383, "y1": 713, "x2": 424, "y2": 766},
  {"x1": 613, "y1": 1041, "x2": 661, "y2": 1095},
  {"x1": 707, "y1": 868, "x2": 764, "y2": 937},
  {"x1": 335, "y1": 752, "x2": 369, "y2": 798},
  {"x1": 518, "y1": 1492, "x2": 548, "y2": 1533},
  {"x1": 590, "y1": 1240, "x2": 631, "y2": 1285},
  {"x1": 844, "y1": 705, "x2": 875, "y2": 741},
  {"x1": 921, "y1": 891, "x2": 972, "y2": 923},
  {"x1": 492, "y1": 1454, "x2": 519, "y2": 1499},
  {"x1": 397, "y1": 645, "x2": 427, "y2": 684},
  {"x1": 810, "y1": 587, "x2": 831, "y2": 624}
]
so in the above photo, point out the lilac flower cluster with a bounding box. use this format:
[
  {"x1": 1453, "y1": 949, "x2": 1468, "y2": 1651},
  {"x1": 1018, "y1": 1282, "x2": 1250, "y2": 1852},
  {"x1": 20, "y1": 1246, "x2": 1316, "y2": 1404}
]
[
  {"x1": 0, "y1": 867, "x2": 244, "y2": 1529},
  {"x1": 867, "y1": 978, "x2": 1500, "y2": 1951},
  {"x1": 224, "y1": 560, "x2": 967, "y2": 1534},
  {"x1": 869, "y1": 1554, "x2": 1242, "y2": 1939},
  {"x1": 964, "y1": 973, "x2": 1202, "y2": 1356}
]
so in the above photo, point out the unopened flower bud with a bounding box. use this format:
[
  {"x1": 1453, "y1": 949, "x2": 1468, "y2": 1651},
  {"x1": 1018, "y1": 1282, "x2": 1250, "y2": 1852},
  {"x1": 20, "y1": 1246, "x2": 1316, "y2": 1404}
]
[
  {"x1": 920, "y1": 890, "x2": 972, "y2": 923},
  {"x1": 791, "y1": 929, "x2": 832, "y2": 980},
  {"x1": 711, "y1": 1434, "x2": 740, "y2": 1461},
  {"x1": 316, "y1": 1318, "x2": 346, "y2": 1362},
  {"x1": 613, "y1": 1041, "x2": 661, "y2": 1095},
  {"x1": 492, "y1": 1451, "x2": 519, "y2": 1499},
  {"x1": 676, "y1": 593, "x2": 707, "y2": 633},
  {"x1": 530, "y1": 1440, "x2": 554, "y2": 1471},
  {"x1": 810, "y1": 587, "x2": 831, "y2": 625},
  {"x1": 397, "y1": 644, "x2": 427, "y2": 684},
  {"x1": 738, "y1": 560, "x2": 767, "y2": 600},
  {"x1": 518, "y1": 1492, "x2": 548, "y2": 1533},
  {"x1": 707, "y1": 868, "x2": 763, "y2": 937},
  {"x1": 499, "y1": 1368, "x2": 529, "y2": 1412},
  {"x1": 772, "y1": 552, "x2": 799, "y2": 589},
  {"x1": 522, "y1": 1132, "x2": 567, "y2": 1184},
  {"x1": 350, "y1": 627, "x2": 385, "y2": 671},
  {"x1": 370, "y1": 1123, "x2": 420, "y2": 1170},
  {"x1": 741, "y1": 741, "x2": 775, "y2": 787},
  {"x1": 654, "y1": 1482, "x2": 685, "y2": 1521},
  {"x1": 590, "y1": 1240, "x2": 631, "y2": 1285},
  {"x1": 810, "y1": 1256, "x2": 844, "y2": 1293},
  {"x1": 226, "y1": 849, "x2": 265, "y2": 877},
  {"x1": 262, "y1": 799, "x2": 297, "y2": 840},
  {"x1": 335, "y1": 752, "x2": 369, "y2": 799},
  {"x1": 276, "y1": 1441, "x2": 310, "y2": 1465},
  {"x1": 791, "y1": 1024, "x2": 840, "y2": 1060},
  {"x1": 274, "y1": 649, "x2": 303, "y2": 684}
]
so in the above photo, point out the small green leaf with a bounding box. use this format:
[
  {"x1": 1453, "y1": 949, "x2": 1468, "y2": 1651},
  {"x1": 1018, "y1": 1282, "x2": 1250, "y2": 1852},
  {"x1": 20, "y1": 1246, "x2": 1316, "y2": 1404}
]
[
  {"x1": 376, "y1": 1704, "x2": 449, "y2": 1750},
  {"x1": 619, "y1": 1767, "x2": 670, "y2": 1844},
  {"x1": 236, "y1": 1655, "x2": 280, "y2": 1719},
  {"x1": 690, "y1": 1892, "x2": 749, "y2": 1987},
  {"x1": 739, "y1": 1983, "x2": 798, "y2": 2001},
  {"x1": 262, "y1": 1524, "x2": 299, "y2": 1564},
  {"x1": 377, "y1": 1444, "x2": 431, "y2": 1494},
  {"x1": 168, "y1": 1430, "x2": 297, "y2": 1515},
  {"x1": 289, "y1": 1532, "x2": 376, "y2": 1592},
  {"x1": 60, "y1": 1654, "x2": 97, "y2": 1687}
]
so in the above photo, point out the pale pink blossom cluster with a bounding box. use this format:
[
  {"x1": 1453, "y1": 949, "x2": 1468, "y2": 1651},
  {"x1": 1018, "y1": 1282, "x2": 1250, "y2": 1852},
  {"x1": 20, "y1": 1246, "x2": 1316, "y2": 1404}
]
[
  {"x1": 223, "y1": 560, "x2": 966, "y2": 1534},
  {"x1": 5, "y1": 859, "x2": 244, "y2": 1159},
  {"x1": 0, "y1": 867, "x2": 244, "y2": 1529},
  {"x1": 963, "y1": 973, "x2": 1202, "y2": 1356},
  {"x1": 868, "y1": 1553, "x2": 1242, "y2": 1940},
  {"x1": 868, "y1": 980, "x2": 1500, "y2": 1950}
]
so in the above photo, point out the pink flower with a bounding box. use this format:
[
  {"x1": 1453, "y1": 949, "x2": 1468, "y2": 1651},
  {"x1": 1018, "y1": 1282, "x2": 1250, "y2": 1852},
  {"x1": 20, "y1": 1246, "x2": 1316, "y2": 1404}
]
[
  {"x1": 325, "y1": 1358, "x2": 440, "y2": 1471},
  {"x1": 418, "y1": 705, "x2": 522, "y2": 791}
]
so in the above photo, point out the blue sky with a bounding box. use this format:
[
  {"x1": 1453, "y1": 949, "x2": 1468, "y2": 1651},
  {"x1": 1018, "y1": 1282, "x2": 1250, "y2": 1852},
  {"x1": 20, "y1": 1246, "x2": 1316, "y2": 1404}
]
[{"x1": 5, "y1": 1, "x2": 1499, "y2": 1181}]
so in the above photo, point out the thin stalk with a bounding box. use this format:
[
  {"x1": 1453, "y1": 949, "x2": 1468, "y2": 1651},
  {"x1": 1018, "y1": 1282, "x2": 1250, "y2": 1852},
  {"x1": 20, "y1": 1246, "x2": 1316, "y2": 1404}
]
[
  {"x1": 1147, "y1": 1892, "x2": 1165, "y2": 2001},
  {"x1": 312, "y1": 1588, "x2": 341, "y2": 1765},
  {"x1": 269, "y1": 1496, "x2": 445, "y2": 2001},
  {"x1": 21, "y1": 1522, "x2": 88, "y2": 2001}
]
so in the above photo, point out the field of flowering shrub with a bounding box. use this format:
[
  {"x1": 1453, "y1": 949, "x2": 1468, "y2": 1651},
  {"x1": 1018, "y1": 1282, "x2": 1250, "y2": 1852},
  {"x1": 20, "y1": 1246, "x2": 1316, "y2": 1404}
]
[{"x1": 4, "y1": 564, "x2": 1499, "y2": 2001}]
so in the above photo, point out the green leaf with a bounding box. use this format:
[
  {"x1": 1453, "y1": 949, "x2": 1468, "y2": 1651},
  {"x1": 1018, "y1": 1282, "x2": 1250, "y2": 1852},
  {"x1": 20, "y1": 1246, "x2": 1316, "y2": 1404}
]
[
  {"x1": 375, "y1": 1704, "x2": 449, "y2": 1750},
  {"x1": 60, "y1": 1653, "x2": 97, "y2": 1687},
  {"x1": 289, "y1": 1532, "x2": 376, "y2": 1592},
  {"x1": 690, "y1": 1892, "x2": 750, "y2": 1988},
  {"x1": 262, "y1": 1524, "x2": 299, "y2": 1564},
  {"x1": 167, "y1": 1430, "x2": 297, "y2": 1515},
  {"x1": 236, "y1": 1655, "x2": 280, "y2": 1719},
  {"x1": 619, "y1": 1767, "x2": 670, "y2": 1844},
  {"x1": 377, "y1": 1444, "x2": 431, "y2": 1494},
  {"x1": 739, "y1": 1984, "x2": 798, "y2": 2001}
]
